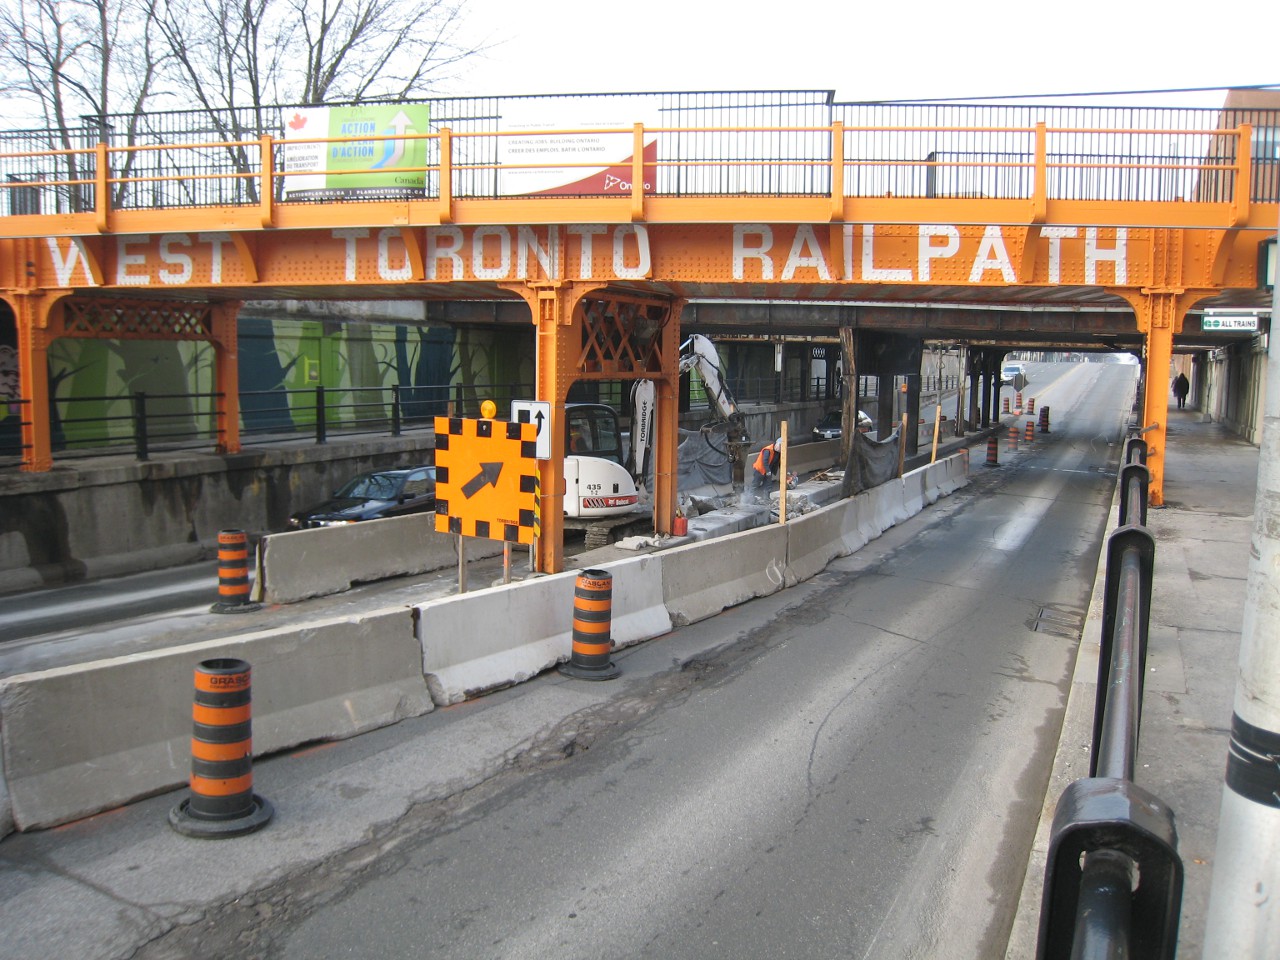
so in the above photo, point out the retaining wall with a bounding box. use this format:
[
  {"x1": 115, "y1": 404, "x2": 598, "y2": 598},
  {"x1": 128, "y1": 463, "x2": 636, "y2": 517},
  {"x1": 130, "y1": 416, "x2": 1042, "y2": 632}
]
[{"x1": 0, "y1": 436, "x2": 436, "y2": 595}]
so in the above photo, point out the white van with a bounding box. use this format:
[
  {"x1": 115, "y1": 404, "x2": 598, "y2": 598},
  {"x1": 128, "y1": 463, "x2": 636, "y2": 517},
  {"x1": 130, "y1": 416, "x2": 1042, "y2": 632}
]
[{"x1": 1001, "y1": 362, "x2": 1027, "y2": 385}]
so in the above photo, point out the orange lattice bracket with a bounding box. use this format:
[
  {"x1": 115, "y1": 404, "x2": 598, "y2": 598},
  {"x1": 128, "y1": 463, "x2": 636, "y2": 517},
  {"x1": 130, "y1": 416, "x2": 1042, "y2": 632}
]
[
  {"x1": 576, "y1": 294, "x2": 673, "y2": 378},
  {"x1": 61, "y1": 299, "x2": 217, "y2": 339},
  {"x1": 502, "y1": 282, "x2": 682, "y2": 575}
]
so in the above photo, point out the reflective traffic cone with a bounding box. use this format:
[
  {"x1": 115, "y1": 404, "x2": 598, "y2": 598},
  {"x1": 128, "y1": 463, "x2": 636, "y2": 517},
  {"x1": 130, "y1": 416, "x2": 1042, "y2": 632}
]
[
  {"x1": 211, "y1": 530, "x2": 261, "y2": 614},
  {"x1": 169, "y1": 658, "x2": 273, "y2": 838},
  {"x1": 559, "y1": 569, "x2": 620, "y2": 680}
]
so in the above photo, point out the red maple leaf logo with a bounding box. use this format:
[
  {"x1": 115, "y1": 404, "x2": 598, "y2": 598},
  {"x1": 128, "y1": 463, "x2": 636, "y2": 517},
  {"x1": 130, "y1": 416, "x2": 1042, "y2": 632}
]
[{"x1": 288, "y1": 113, "x2": 308, "y2": 131}]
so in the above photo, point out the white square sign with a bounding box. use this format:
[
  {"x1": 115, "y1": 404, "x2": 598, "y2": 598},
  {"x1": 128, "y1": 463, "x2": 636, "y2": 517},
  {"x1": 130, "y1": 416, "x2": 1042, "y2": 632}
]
[{"x1": 510, "y1": 401, "x2": 552, "y2": 460}]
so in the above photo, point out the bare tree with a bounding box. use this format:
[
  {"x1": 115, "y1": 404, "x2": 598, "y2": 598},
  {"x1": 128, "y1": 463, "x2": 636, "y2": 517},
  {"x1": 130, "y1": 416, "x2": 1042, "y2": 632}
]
[
  {"x1": 0, "y1": 0, "x2": 165, "y2": 209},
  {"x1": 153, "y1": 0, "x2": 476, "y2": 110},
  {"x1": 1, "y1": 0, "x2": 482, "y2": 210},
  {"x1": 149, "y1": 0, "x2": 479, "y2": 201}
]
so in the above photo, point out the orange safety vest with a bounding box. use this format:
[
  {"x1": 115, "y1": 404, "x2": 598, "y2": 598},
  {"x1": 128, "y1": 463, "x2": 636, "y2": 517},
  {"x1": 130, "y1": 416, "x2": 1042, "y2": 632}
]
[{"x1": 753, "y1": 445, "x2": 776, "y2": 477}]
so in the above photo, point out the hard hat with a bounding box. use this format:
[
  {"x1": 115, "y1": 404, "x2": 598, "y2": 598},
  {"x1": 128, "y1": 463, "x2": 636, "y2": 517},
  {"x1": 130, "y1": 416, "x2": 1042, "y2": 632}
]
[{"x1": 774, "y1": 437, "x2": 784, "y2": 449}]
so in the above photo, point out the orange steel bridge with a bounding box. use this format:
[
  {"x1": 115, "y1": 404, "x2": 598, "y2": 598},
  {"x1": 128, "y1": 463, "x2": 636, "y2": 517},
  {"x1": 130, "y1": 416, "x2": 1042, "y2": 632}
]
[{"x1": 1, "y1": 93, "x2": 1276, "y2": 572}]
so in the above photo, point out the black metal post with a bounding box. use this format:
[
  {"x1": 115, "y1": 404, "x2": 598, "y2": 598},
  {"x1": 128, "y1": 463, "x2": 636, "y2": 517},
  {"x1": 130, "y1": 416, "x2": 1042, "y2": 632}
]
[
  {"x1": 1070, "y1": 850, "x2": 1134, "y2": 960},
  {"x1": 315, "y1": 385, "x2": 327, "y2": 444},
  {"x1": 133, "y1": 391, "x2": 149, "y2": 461},
  {"x1": 391, "y1": 384, "x2": 402, "y2": 436},
  {"x1": 1096, "y1": 546, "x2": 1144, "y2": 781}
]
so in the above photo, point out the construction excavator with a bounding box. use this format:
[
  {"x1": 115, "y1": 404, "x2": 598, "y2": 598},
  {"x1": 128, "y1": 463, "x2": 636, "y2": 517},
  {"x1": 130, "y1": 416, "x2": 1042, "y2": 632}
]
[
  {"x1": 625, "y1": 334, "x2": 749, "y2": 489},
  {"x1": 560, "y1": 334, "x2": 747, "y2": 546}
]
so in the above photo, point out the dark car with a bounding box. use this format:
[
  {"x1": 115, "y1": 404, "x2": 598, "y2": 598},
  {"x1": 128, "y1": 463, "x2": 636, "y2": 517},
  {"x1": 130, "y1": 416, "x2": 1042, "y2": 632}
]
[
  {"x1": 811, "y1": 409, "x2": 873, "y2": 441},
  {"x1": 288, "y1": 465, "x2": 436, "y2": 528}
]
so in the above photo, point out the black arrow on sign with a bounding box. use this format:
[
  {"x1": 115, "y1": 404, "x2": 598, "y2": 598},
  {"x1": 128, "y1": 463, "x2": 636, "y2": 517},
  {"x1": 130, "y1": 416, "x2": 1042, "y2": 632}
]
[{"x1": 462, "y1": 462, "x2": 503, "y2": 498}]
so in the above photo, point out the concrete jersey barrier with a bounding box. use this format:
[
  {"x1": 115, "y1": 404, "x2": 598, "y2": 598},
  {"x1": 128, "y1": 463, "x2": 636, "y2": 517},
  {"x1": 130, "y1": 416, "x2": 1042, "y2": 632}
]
[
  {"x1": 255, "y1": 515, "x2": 503, "y2": 604},
  {"x1": 0, "y1": 608, "x2": 432, "y2": 832},
  {"x1": 416, "y1": 554, "x2": 671, "y2": 705},
  {"x1": 661, "y1": 523, "x2": 790, "y2": 626}
]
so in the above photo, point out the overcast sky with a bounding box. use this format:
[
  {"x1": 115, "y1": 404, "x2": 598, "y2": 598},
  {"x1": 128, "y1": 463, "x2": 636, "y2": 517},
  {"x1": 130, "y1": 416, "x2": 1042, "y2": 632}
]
[{"x1": 450, "y1": 0, "x2": 1279, "y2": 107}]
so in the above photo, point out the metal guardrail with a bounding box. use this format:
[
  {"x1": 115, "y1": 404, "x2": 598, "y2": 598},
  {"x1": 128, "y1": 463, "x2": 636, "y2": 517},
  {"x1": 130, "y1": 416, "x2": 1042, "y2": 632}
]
[
  {"x1": 1036, "y1": 433, "x2": 1183, "y2": 960},
  {"x1": 0, "y1": 399, "x2": 31, "y2": 465},
  {"x1": 3, "y1": 373, "x2": 921, "y2": 467}
]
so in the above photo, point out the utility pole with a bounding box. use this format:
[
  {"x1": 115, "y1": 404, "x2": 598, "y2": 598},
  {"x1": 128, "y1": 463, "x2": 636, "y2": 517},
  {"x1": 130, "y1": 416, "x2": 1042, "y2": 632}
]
[{"x1": 1200, "y1": 215, "x2": 1280, "y2": 958}]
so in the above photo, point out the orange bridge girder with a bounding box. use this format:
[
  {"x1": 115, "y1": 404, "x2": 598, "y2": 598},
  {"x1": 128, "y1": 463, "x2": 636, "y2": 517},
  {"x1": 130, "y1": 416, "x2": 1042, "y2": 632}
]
[{"x1": 3, "y1": 175, "x2": 1276, "y2": 511}]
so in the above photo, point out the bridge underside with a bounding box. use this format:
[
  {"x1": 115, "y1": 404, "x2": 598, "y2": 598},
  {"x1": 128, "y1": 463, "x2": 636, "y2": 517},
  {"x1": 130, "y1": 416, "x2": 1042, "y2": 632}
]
[
  {"x1": 426, "y1": 289, "x2": 1262, "y2": 352},
  {"x1": 6, "y1": 275, "x2": 1268, "y2": 572}
]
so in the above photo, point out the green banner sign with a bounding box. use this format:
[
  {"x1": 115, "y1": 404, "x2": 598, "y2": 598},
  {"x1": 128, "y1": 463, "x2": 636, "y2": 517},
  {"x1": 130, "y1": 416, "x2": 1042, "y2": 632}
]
[{"x1": 283, "y1": 104, "x2": 430, "y2": 200}]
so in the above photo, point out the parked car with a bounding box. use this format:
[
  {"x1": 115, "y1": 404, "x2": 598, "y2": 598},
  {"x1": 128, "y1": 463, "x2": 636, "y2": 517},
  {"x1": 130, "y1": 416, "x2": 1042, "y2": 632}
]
[
  {"x1": 288, "y1": 465, "x2": 436, "y2": 528},
  {"x1": 811, "y1": 409, "x2": 873, "y2": 441},
  {"x1": 1001, "y1": 362, "x2": 1028, "y2": 385}
]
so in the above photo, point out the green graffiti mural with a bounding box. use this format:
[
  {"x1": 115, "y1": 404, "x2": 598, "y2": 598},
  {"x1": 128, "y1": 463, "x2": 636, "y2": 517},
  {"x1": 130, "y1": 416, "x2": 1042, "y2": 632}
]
[{"x1": 29, "y1": 311, "x2": 530, "y2": 450}]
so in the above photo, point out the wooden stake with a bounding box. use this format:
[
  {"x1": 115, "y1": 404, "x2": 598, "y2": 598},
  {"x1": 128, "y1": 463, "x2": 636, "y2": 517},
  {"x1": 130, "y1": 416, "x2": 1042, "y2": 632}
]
[
  {"x1": 779, "y1": 421, "x2": 789, "y2": 524},
  {"x1": 897, "y1": 413, "x2": 908, "y2": 477}
]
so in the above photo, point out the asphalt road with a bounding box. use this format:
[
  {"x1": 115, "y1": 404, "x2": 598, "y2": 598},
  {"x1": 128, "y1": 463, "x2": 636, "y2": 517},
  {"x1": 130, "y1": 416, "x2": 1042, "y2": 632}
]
[{"x1": 117, "y1": 360, "x2": 1138, "y2": 960}]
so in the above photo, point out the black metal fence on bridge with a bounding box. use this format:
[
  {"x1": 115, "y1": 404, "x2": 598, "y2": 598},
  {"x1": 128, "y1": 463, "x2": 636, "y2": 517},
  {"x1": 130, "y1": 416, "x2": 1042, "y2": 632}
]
[
  {"x1": 1037, "y1": 434, "x2": 1183, "y2": 960},
  {"x1": 3, "y1": 92, "x2": 1277, "y2": 216}
]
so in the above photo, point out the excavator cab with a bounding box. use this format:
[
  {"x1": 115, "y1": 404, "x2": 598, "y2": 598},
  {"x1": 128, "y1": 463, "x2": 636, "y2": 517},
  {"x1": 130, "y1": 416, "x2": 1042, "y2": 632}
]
[
  {"x1": 565, "y1": 404, "x2": 625, "y2": 465},
  {"x1": 562, "y1": 403, "x2": 639, "y2": 519}
]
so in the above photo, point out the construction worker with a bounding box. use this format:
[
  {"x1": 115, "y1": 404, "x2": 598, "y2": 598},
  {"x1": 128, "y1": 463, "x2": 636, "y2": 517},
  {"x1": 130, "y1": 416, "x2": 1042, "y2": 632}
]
[{"x1": 749, "y1": 437, "x2": 783, "y2": 502}]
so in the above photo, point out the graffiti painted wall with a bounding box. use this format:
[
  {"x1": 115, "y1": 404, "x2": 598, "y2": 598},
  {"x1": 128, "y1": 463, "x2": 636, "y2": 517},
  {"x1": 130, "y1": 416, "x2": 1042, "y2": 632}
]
[{"x1": 22, "y1": 311, "x2": 531, "y2": 450}]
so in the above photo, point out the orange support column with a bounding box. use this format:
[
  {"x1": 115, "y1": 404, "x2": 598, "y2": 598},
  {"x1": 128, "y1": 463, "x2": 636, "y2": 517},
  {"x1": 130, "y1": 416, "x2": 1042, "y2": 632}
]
[
  {"x1": 210, "y1": 302, "x2": 243, "y2": 455},
  {"x1": 9, "y1": 291, "x2": 66, "y2": 473},
  {"x1": 1121, "y1": 288, "x2": 1203, "y2": 507},
  {"x1": 652, "y1": 302, "x2": 683, "y2": 535},
  {"x1": 522, "y1": 281, "x2": 601, "y2": 576}
]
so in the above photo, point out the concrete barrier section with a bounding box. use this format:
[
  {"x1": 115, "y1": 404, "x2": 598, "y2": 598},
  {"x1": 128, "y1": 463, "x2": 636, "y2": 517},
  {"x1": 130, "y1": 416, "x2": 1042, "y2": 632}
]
[
  {"x1": 597, "y1": 555, "x2": 673, "y2": 652},
  {"x1": 901, "y1": 468, "x2": 926, "y2": 517},
  {"x1": 946, "y1": 449, "x2": 971, "y2": 493},
  {"x1": 922, "y1": 462, "x2": 947, "y2": 504},
  {"x1": 785, "y1": 502, "x2": 850, "y2": 586},
  {"x1": 872, "y1": 478, "x2": 909, "y2": 532},
  {"x1": 685, "y1": 504, "x2": 768, "y2": 541},
  {"x1": 856, "y1": 483, "x2": 888, "y2": 544},
  {"x1": 661, "y1": 524, "x2": 789, "y2": 626},
  {"x1": 256, "y1": 515, "x2": 502, "y2": 603},
  {"x1": 416, "y1": 578, "x2": 567, "y2": 705},
  {"x1": 0, "y1": 609, "x2": 432, "y2": 831},
  {"x1": 416, "y1": 555, "x2": 671, "y2": 705},
  {"x1": 837, "y1": 494, "x2": 873, "y2": 556}
]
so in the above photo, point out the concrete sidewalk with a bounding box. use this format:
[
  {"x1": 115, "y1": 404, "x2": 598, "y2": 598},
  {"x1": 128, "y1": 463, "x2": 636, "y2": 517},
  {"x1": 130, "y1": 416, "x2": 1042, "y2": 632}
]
[{"x1": 1006, "y1": 408, "x2": 1258, "y2": 959}]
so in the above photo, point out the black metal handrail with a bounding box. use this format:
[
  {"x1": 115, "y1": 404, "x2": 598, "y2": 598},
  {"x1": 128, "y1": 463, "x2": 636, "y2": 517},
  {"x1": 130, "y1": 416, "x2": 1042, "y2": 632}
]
[
  {"x1": 0, "y1": 399, "x2": 31, "y2": 465},
  {"x1": 5, "y1": 372, "x2": 910, "y2": 467},
  {"x1": 1037, "y1": 433, "x2": 1183, "y2": 960},
  {"x1": 0, "y1": 369, "x2": 968, "y2": 467}
]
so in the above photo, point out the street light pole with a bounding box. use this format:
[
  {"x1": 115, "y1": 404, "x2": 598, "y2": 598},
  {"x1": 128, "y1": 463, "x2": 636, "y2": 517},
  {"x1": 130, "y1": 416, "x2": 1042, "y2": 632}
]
[{"x1": 1200, "y1": 208, "x2": 1280, "y2": 959}]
